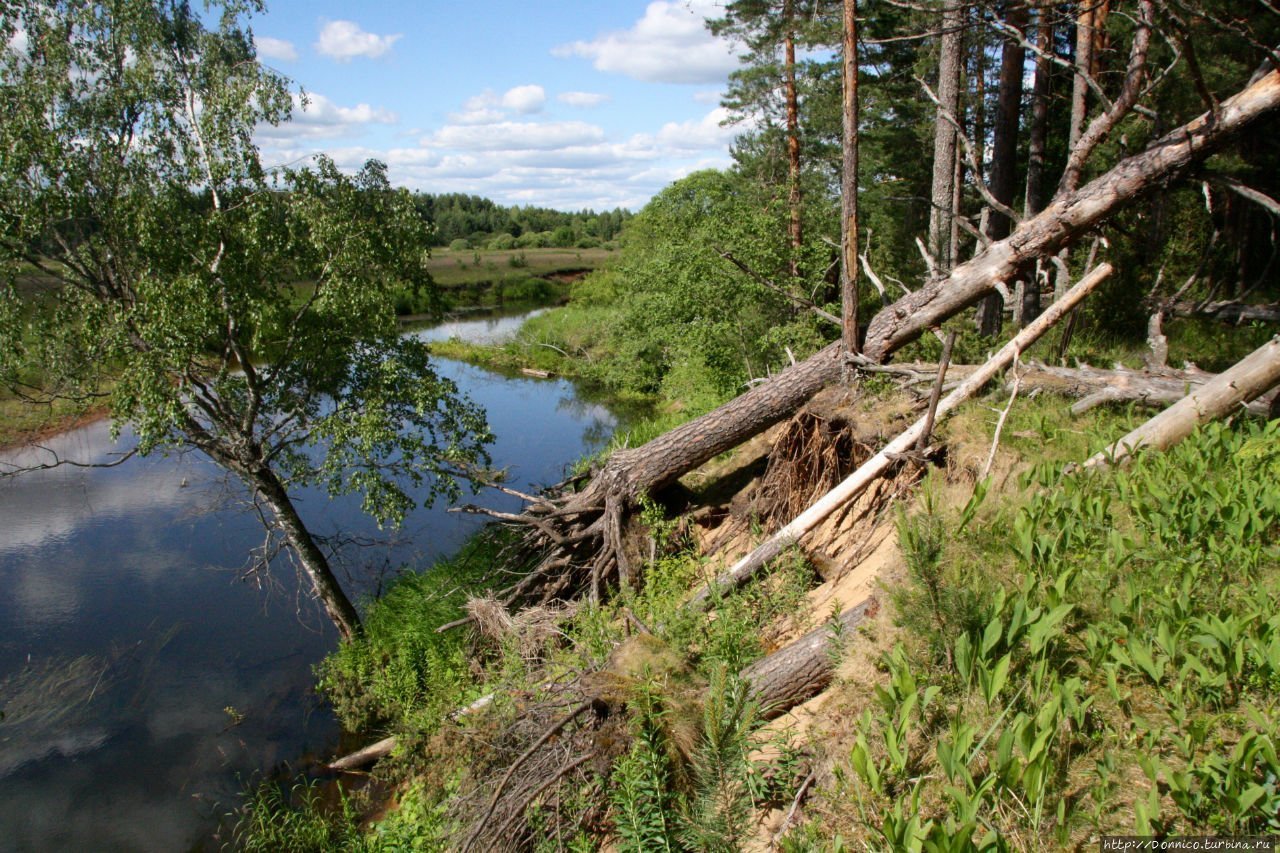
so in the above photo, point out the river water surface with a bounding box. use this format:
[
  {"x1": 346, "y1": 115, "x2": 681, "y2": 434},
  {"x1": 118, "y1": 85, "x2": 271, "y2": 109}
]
[{"x1": 0, "y1": 310, "x2": 615, "y2": 851}]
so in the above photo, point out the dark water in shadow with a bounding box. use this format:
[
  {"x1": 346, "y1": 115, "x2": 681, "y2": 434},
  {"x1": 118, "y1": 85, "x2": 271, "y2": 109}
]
[{"x1": 0, "y1": 317, "x2": 615, "y2": 851}]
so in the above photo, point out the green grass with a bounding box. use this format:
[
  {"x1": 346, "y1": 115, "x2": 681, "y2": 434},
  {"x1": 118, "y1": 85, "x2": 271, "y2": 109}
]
[
  {"x1": 385, "y1": 247, "x2": 614, "y2": 317},
  {"x1": 226, "y1": 778, "x2": 452, "y2": 852},
  {"x1": 426, "y1": 247, "x2": 611, "y2": 288},
  {"x1": 812, "y1": 416, "x2": 1280, "y2": 849}
]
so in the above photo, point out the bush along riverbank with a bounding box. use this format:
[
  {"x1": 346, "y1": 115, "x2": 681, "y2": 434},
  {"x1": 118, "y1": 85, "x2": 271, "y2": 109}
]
[{"x1": 227, "y1": 323, "x2": 1280, "y2": 850}]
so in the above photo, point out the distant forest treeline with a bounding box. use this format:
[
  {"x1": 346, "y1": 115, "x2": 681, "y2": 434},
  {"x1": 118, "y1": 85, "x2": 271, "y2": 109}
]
[{"x1": 412, "y1": 193, "x2": 633, "y2": 249}]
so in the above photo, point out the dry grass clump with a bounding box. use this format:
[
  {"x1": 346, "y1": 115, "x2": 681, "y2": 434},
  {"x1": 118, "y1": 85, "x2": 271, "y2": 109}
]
[{"x1": 466, "y1": 596, "x2": 579, "y2": 662}]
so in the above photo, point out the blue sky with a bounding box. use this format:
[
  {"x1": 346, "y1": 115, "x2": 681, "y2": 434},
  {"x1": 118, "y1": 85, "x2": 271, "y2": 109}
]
[{"x1": 249, "y1": 1, "x2": 751, "y2": 211}]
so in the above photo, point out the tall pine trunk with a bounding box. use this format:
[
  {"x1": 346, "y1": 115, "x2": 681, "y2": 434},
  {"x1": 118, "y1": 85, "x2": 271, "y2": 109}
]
[
  {"x1": 928, "y1": 0, "x2": 965, "y2": 272},
  {"x1": 841, "y1": 0, "x2": 860, "y2": 354},
  {"x1": 784, "y1": 0, "x2": 803, "y2": 279},
  {"x1": 977, "y1": 3, "x2": 1028, "y2": 337},
  {"x1": 1019, "y1": 0, "x2": 1054, "y2": 324}
]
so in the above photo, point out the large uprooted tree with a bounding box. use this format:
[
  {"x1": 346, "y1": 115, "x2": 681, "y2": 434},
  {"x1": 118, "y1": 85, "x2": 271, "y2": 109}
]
[{"x1": 464, "y1": 0, "x2": 1280, "y2": 616}]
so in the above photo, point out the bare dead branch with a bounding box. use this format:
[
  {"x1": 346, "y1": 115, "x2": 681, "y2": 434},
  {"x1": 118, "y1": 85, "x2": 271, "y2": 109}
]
[
  {"x1": 917, "y1": 77, "x2": 1023, "y2": 227},
  {"x1": 716, "y1": 247, "x2": 841, "y2": 327},
  {"x1": 0, "y1": 444, "x2": 138, "y2": 476},
  {"x1": 1058, "y1": 0, "x2": 1156, "y2": 194}
]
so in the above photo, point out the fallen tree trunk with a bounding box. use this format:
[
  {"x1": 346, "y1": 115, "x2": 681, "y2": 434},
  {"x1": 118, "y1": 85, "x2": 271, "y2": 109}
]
[
  {"x1": 1161, "y1": 299, "x2": 1280, "y2": 325},
  {"x1": 862, "y1": 67, "x2": 1280, "y2": 360},
  {"x1": 687, "y1": 264, "x2": 1113, "y2": 607},
  {"x1": 743, "y1": 597, "x2": 877, "y2": 719},
  {"x1": 478, "y1": 65, "x2": 1280, "y2": 611},
  {"x1": 328, "y1": 735, "x2": 397, "y2": 772},
  {"x1": 868, "y1": 360, "x2": 1280, "y2": 418},
  {"x1": 576, "y1": 342, "x2": 846, "y2": 508},
  {"x1": 1082, "y1": 335, "x2": 1280, "y2": 469},
  {"x1": 590, "y1": 66, "x2": 1277, "y2": 508}
]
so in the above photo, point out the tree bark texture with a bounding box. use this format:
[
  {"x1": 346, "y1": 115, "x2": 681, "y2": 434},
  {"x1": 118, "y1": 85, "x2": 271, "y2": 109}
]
[
  {"x1": 977, "y1": 2, "x2": 1029, "y2": 337},
  {"x1": 255, "y1": 468, "x2": 363, "y2": 639},
  {"x1": 329, "y1": 736, "x2": 396, "y2": 772},
  {"x1": 863, "y1": 67, "x2": 1280, "y2": 362},
  {"x1": 785, "y1": 0, "x2": 803, "y2": 278},
  {"x1": 1018, "y1": 3, "x2": 1055, "y2": 326},
  {"x1": 841, "y1": 0, "x2": 860, "y2": 355},
  {"x1": 1067, "y1": 0, "x2": 1108, "y2": 166},
  {"x1": 743, "y1": 597, "x2": 877, "y2": 718},
  {"x1": 1162, "y1": 299, "x2": 1280, "y2": 325},
  {"x1": 1082, "y1": 335, "x2": 1280, "y2": 469},
  {"x1": 580, "y1": 342, "x2": 846, "y2": 507},
  {"x1": 928, "y1": 0, "x2": 965, "y2": 271},
  {"x1": 1024, "y1": 1, "x2": 1053, "y2": 222},
  {"x1": 871, "y1": 359, "x2": 1280, "y2": 419}
]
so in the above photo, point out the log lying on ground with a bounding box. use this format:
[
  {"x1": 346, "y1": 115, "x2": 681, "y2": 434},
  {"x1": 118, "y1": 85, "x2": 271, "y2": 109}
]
[
  {"x1": 1081, "y1": 335, "x2": 1280, "y2": 469},
  {"x1": 328, "y1": 735, "x2": 397, "y2": 772},
  {"x1": 686, "y1": 264, "x2": 1113, "y2": 609},
  {"x1": 1162, "y1": 299, "x2": 1280, "y2": 325},
  {"x1": 868, "y1": 360, "x2": 1280, "y2": 418},
  {"x1": 743, "y1": 598, "x2": 878, "y2": 719},
  {"x1": 478, "y1": 65, "x2": 1280, "y2": 611},
  {"x1": 862, "y1": 67, "x2": 1280, "y2": 360}
]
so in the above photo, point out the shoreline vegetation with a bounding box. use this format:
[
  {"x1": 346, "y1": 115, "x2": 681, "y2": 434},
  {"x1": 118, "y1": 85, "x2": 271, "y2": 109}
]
[
  {"x1": 226, "y1": 218, "x2": 1279, "y2": 847},
  {"x1": 0, "y1": 247, "x2": 612, "y2": 452},
  {"x1": 234, "y1": 283, "x2": 1280, "y2": 848},
  {"x1": 5, "y1": 1, "x2": 1278, "y2": 845}
]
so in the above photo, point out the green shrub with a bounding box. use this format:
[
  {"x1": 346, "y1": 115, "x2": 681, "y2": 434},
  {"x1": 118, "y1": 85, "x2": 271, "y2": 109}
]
[
  {"x1": 316, "y1": 531, "x2": 513, "y2": 732},
  {"x1": 842, "y1": 419, "x2": 1280, "y2": 847}
]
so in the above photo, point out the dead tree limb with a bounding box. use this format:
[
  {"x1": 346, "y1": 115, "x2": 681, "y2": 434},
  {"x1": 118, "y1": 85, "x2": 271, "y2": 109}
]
[
  {"x1": 863, "y1": 360, "x2": 1280, "y2": 419},
  {"x1": 1161, "y1": 299, "x2": 1280, "y2": 325},
  {"x1": 460, "y1": 701, "x2": 593, "y2": 853},
  {"x1": 327, "y1": 735, "x2": 397, "y2": 772},
  {"x1": 716, "y1": 248, "x2": 841, "y2": 327},
  {"x1": 687, "y1": 265, "x2": 1113, "y2": 608},
  {"x1": 916, "y1": 330, "x2": 956, "y2": 452},
  {"x1": 473, "y1": 65, "x2": 1280, "y2": 613},
  {"x1": 863, "y1": 67, "x2": 1280, "y2": 361},
  {"x1": 1081, "y1": 335, "x2": 1280, "y2": 469}
]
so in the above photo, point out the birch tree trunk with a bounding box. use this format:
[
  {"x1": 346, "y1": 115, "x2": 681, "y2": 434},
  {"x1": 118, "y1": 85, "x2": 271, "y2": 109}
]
[{"x1": 254, "y1": 467, "x2": 363, "y2": 640}]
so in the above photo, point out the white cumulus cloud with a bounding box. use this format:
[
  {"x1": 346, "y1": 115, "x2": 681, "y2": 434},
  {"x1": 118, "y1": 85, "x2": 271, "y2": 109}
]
[
  {"x1": 501, "y1": 85, "x2": 546, "y2": 114},
  {"x1": 426, "y1": 121, "x2": 606, "y2": 152},
  {"x1": 558, "y1": 91, "x2": 611, "y2": 109},
  {"x1": 552, "y1": 0, "x2": 738, "y2": 85},
  {"x1": 314, "y1": 20, "x2": 402, "y2": 62},
  {"x1": 257, "y1": 92, "x2": 398, "y2": 140},
  {"x1": 255, "y1": 36, "x2": 298, "y2": 62},
  {"x1": 654, "y1": 107, "x2": 740, "y2": 150}
]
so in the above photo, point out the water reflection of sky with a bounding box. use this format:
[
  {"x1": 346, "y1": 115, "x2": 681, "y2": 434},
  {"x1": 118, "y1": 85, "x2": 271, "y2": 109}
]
[
  {"x1": 0, "y1": 335, "x2": 616, "y2": 850},
  {"x1": 409, "y1": 308, "x2": 547, "y2": 346}
]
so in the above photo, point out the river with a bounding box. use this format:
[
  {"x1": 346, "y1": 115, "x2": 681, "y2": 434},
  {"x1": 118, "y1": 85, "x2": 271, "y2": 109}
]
[{"x1": 0, "y1": 310, "x2": 615, "y2": 851}]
